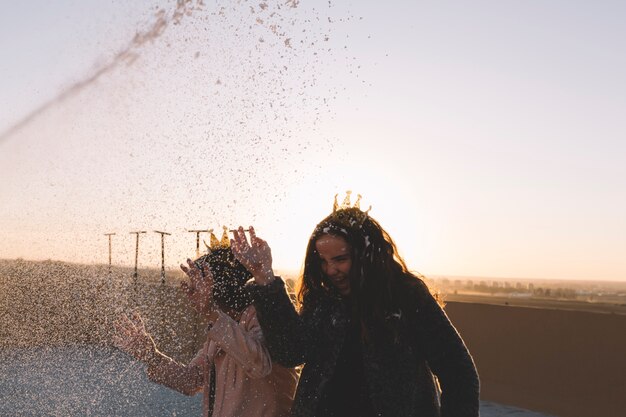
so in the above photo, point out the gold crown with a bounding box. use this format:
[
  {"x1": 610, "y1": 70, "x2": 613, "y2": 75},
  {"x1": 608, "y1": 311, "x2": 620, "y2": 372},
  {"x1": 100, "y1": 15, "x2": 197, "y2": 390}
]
[
  {"x1": 203, "y1": 226, "x2": 231, "y2": 252},
  {"x1": 332, "y1": 191, "x2": 371, "y2": 226}
]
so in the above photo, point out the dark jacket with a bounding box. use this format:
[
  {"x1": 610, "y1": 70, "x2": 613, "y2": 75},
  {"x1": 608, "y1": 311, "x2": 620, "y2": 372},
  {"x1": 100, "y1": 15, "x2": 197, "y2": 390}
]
[{"x1": 248, "y1": 275, "x2": 479, "y2": 417}]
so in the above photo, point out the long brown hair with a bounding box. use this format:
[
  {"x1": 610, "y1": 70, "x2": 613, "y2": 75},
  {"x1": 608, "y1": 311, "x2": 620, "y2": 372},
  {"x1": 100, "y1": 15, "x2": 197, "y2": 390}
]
[{"x1": 297, "y1": 208, "x2": 441, "y2": 324}]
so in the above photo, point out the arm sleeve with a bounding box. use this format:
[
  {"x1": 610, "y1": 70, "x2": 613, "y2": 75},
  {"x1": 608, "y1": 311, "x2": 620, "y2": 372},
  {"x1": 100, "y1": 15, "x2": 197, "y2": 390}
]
[
  {"x1": 413, "y1": 281, "x2": 480, "y2": 417},
  {"x1": 207, "y1": 308, "x2": 273, "y2": 378},
  {"x1": 246, "y1": 278, "x2": 311, "y2": 367},
  {"x1": 146, "y1": 349, "x2": 205, "y2": 396}
]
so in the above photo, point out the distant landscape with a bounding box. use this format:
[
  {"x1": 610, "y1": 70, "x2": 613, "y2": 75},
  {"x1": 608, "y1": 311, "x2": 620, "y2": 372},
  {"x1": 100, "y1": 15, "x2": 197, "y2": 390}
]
[
  {"x1": 431, "y1": 274, "x2": 626, "y2": 302},
  {"x1": 427, "y1": 275, "x2": 626, "y2": 315},
  {"x1": 0, "y1": 258, "x2": 204, "y2": 357},
  {"x1": 281, "y1": 269, "x2": 626, "y2": 314}
]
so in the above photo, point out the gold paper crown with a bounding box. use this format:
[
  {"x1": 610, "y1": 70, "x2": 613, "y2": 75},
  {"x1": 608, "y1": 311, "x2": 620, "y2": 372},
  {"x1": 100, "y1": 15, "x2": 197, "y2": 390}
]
[
  {"x1": 332, "y1": 190, "x2": 371, "y2": 226},
  {"x1": 203, "y1": 226, "x2": 231, "y2": 252}
]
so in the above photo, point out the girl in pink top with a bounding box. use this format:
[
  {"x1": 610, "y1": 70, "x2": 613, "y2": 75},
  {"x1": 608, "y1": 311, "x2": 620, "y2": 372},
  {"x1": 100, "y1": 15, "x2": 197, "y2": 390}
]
[{"x1": 114, "y1": 241, "x2": 298, "y2": 417}]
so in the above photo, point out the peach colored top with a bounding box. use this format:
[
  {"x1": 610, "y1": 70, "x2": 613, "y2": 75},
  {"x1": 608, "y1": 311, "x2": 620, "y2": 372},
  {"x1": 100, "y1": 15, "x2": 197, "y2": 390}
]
[{"x1": 147, "y1": 305, "x2": 298, "y2": 417}]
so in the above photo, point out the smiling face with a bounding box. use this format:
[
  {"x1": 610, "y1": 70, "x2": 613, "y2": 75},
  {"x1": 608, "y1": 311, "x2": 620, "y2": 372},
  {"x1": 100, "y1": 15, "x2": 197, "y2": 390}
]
[{"x1": 315, "y1": 234, "x2": 353, "y2": 296}]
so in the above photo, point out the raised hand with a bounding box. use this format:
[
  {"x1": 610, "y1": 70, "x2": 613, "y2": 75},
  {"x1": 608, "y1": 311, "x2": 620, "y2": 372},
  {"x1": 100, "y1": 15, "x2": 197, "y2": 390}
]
[
  {"x1": 112, "y1": 311, "x2": 157, "y2": 364},
  {"x1": 231, "y1": 226, "x2": 275, "y2": 285},
  {"x1": 180, "y1": 257, "x2": 213, "y2": 314}
]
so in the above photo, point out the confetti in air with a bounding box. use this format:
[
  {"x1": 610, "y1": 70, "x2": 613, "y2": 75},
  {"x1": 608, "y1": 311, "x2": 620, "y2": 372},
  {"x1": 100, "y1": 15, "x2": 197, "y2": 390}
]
[
  {"x1": 0, "y1": 1, "x2": 206, "y2": 144},
  {"x1": 0, "y1": 1, "x2": 366, "y2": 414}
]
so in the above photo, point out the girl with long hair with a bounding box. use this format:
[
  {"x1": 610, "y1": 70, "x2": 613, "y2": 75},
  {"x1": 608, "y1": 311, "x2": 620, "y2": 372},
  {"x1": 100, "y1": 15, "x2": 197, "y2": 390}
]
[{"x1": 232, "y1": 194, "x2": 479, "y2": 417}]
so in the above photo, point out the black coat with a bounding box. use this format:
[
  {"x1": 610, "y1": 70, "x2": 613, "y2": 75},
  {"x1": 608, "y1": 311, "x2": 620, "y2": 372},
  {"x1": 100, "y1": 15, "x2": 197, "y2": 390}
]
[{"x1": 248, "y1": 275, "x2": 480, "y2": 417}]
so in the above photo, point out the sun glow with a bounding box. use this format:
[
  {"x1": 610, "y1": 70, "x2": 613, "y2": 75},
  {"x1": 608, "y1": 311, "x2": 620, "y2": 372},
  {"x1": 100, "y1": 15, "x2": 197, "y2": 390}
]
[{"x1": 265, "y1": 158, "x2": 433, "y2": 276}]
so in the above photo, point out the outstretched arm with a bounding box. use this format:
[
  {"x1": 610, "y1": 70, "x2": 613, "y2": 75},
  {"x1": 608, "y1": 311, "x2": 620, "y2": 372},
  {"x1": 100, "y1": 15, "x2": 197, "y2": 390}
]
[
  {"x1": 247, "y1": 278, "x2": 312, "y2": 367},
  {"x1": 231, "y1": 226, "x2": 310, "y2": 367},
  {"x1": 412, "y1": 280, "x2": 480, "y2": 417},
  {"x1": 112, "y1": 312, "x2": 204, "y2": 396},
  {"x1": 145, "y1": 348, "x2": 205, "y2": 396}
]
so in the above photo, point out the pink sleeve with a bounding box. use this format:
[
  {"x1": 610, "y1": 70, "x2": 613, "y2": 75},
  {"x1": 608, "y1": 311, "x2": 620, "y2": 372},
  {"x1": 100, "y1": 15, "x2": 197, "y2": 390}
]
[
  {"x1": 146, "y1": 347, "x2": 206, "y2": 396},
  {"x1": 207, "y1": 307, "x2": 272, "y2": 378}
]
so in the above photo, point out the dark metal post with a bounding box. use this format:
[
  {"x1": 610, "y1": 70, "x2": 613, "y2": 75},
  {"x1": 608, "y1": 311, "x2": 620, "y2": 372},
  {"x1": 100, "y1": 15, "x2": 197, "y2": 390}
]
[
  {"x1": 154, "y1": 230, "x2": 171, "y2": 285},
  {"x1": 104, "y1": 233, "x2": 116, "y2": 276},
  {"x1": 187, "y1": 229, "x2": 212, "y2": 258},
  {"x1": 130, "y1": 231, "x2": 146, "y2": 284}
]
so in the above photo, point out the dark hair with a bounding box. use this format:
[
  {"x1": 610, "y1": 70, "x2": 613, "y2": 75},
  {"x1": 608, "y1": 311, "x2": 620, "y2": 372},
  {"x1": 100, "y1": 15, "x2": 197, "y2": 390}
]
[
  {"x1": 297, "y1": 208, "x2": 440, "y2": 324},
  {"x1": 196, "y1": 248, "x2": 252, "y2": 312}
]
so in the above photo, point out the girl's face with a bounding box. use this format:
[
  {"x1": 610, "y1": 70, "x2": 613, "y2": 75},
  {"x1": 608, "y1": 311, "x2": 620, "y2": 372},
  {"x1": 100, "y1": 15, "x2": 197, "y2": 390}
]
[{"x1": 315, "y1": 234, "x2": 353, "y2": 296}]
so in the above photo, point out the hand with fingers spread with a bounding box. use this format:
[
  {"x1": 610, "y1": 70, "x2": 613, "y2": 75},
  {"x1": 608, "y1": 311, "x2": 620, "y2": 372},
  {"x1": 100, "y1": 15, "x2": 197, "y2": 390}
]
[
  {"x1": 112, "y1": 311, "x2": 158, "y2": 364},
  {"x1": 180, "y1": 257, "x2": 214, "y2": 315},
  {"x1": 231, "y1": 226, "x2": 275, "y2": 285}
]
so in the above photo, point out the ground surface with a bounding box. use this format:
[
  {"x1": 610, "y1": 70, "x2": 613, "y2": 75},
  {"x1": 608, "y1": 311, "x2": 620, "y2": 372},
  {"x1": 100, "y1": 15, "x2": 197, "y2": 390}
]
[{"x1": 0, "y1": 346, "x2": 553, "y2": 417}]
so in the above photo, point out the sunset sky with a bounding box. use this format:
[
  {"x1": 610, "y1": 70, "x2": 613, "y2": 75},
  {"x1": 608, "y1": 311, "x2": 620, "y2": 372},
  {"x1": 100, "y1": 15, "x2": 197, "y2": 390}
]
[{"x1": 1, "y1": 0, "x2": 625, "y2": 281}]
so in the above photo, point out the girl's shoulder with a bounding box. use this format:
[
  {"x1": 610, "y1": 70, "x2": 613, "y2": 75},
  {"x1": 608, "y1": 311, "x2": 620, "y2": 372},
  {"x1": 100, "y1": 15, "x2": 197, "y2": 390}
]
[{"x1": 393, "y1": 273, "x2": 443, "y2": 317}]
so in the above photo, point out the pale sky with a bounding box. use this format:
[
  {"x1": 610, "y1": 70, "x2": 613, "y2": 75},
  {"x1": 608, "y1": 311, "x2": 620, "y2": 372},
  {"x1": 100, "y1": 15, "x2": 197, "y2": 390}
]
[{"x1": 1, "y1": 0, "x2": 625, "y2": 281}]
